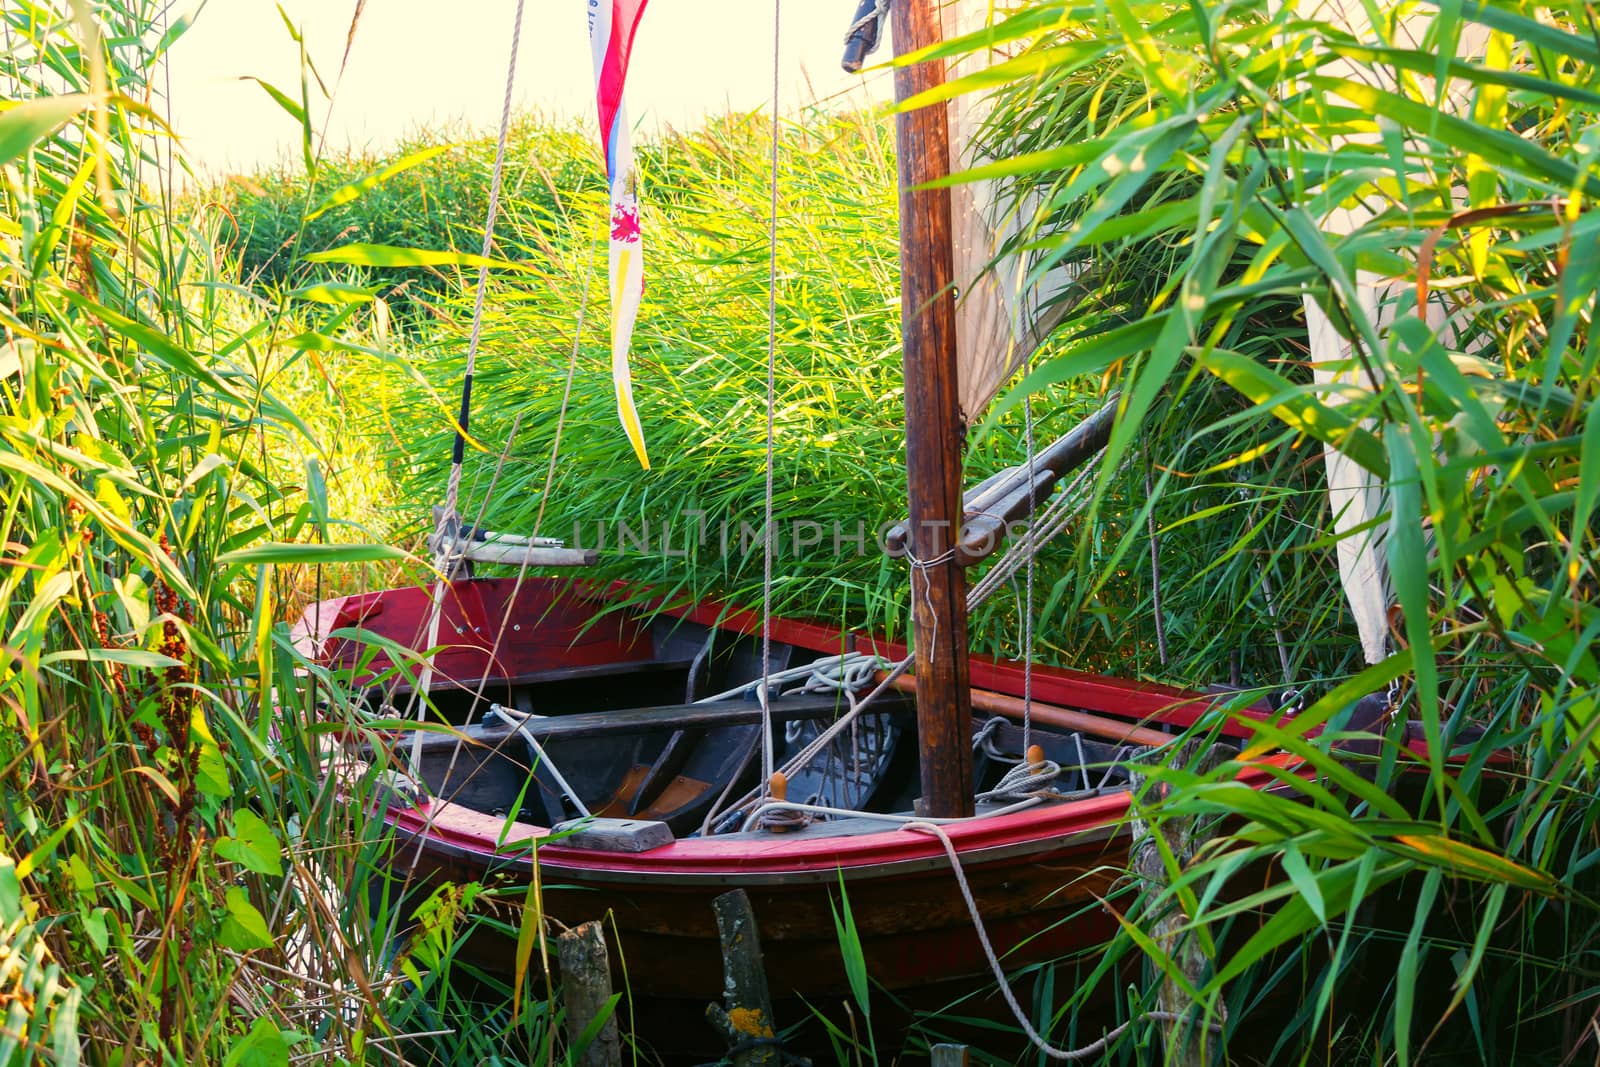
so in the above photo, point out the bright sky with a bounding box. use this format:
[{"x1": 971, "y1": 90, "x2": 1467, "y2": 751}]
[{"x1": 168, "y1": 1, "x2": 894, "y2": 178}]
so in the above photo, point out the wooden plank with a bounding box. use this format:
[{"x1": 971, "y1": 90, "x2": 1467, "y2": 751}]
[
  {"x1": 894, "y1": 0, "x2": 974, "y2": 820},
  {"x1": 629, "y1": 728, "x2": 697, "y2": 816},
  {"x1": 378, "y1": 656, "x2": 693, "y2": 696},
  {"x1": 705, "y1": 889, "x2": 780, "y2": 1066},
  {"x1": 551, "y1": 816, "x2": 675, "y2": 853},
  {"x1": 1129, "y1": 740, "x2": 1227, "y2": 1065}
]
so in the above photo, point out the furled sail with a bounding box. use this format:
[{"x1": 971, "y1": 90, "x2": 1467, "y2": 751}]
[
  {"x1": 940, "y1": 0, "x2": 1080, "y2": 425},
  {"x1": 1279, "y1": 0, "x2": 1487, "y2": 664}
]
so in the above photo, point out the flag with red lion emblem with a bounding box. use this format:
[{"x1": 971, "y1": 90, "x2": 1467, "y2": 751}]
[{"x1": 588, "y1": 0, "x2": 651, "y2": 469}]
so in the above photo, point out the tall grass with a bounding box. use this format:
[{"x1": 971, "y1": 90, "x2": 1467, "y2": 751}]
[
  {"x1": 0, "y1": 2, "x2": 515, "y2": 1060},
  {"x1": 195, "y1": 0, "x2": 1600, "y2": 1059},
  {"x1": 223, "y1": 117, "x2": 594, "y2": 327},
  {"x1": 246, "y1": 104, "x2": 1362, "y2": 686}
]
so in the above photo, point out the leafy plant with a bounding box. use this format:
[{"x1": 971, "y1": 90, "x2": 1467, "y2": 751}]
[
  {"x1": 926, "y1": 0, "x2": 1600, "y2": 1059},
  {"x1": 0, "y1": 2, "x2": 464, "y2": 1060}
]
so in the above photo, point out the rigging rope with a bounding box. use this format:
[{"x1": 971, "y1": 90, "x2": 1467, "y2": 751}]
[
  {"x1": 977, "y1": 755, "x2": 1062, "y2": 804},
  {"x1": 843, "y1": 0, "x2": 892, "y2": 54},
  {"x1": 706, "y1": 458, "x2": 1120, "y2": 827},
  {"x1": 759, "y1": 0, "x2": 783, "y2": 795},
  {"x1": 1021, "y1": 362, "x2": 1037, "y2": 754},
  {"x1": 485, "y1": 703, "x2": 593, "y2": 819},
  {"x1": 535, "y1": 237, "x2": 600, "y2": 537},
  {"x1": 411, "y1": 0, "x2": 526, "y2": 773},
  {"x1": 906, "y1": 546, "x2": 958, "y2": 664},
  {"x1": 440, "y1": 0, "x2": 525, "y2": 535},
  {"x1": 429, "y1": 229, "x2": 600, "y2": 814},
  {"x1": 1145, "y1": 450, "x2": 1169, "y2": 668}
]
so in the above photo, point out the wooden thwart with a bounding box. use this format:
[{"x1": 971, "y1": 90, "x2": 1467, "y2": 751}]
[
  {"x1": 407, "y1": 690, "x2": 914, "y2": 755},
  {"x1": 1129, "y1": 740, "x2": 1227, "y2": 1066}
]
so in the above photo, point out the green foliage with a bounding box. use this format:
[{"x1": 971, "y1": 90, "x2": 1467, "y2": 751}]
[
  {"x1": 7, "y1": 0, "x2": 1591, "y2": 1060},
  {"x1": 934, "y1": 0, "x2": 1600, "y2": 1060},
  {"x1": 287, "y1": 102, "x2": 1335, "y2": 682},
  {"x1": 0, "y1": 2, "x2": 488, "y2": 1061},
  {"x1": 221, "y1": 118, "x2": 592, "y2": 325}
]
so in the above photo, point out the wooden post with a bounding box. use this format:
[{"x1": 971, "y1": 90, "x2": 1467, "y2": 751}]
[
  {"x1": 557, "y1": 921, "x2": 621, "y2": 1067},
  {"x1": 1128, "y1": 740, "x2": 1226, "y2": 1065},
  {"x1": 705, "y1": 889, "x2": 779, "y2": 1067},
  {"x1": 894, "y1": 0, "x2": 974, "y2": 820},
  {"x1": 931, "y1": 1043, "x2": 970, "y2": 1067}
]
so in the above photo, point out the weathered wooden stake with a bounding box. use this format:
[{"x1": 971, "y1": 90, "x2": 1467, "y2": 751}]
[
  {"x1": 1129, "y1": 740, "x2": 1226, "y2": 1066},
  {"x1": 931, "y1": 1043, "x2": 971, "y2": 1067},
  {"x1": 558, "y1": 921, "x2": 621, "y2": 1067},
  {"x1": 705, "y1": 889, "x2": 780, "y2": 1067}
]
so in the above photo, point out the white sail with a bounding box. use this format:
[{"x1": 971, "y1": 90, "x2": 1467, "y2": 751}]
[
  {"x1": 941, "y1": 0, "x2": 1078, "y2": 424},
  {"x1": 1280, "y1": 0, "x2": 1487, "y2": 664}
]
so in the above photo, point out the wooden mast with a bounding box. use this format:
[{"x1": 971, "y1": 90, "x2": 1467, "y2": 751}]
[{"x1": 893, "y1": 0, "x2": 974, "y2": 819}]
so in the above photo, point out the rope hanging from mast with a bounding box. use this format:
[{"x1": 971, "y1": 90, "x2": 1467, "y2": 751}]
[
  {"x1": 409, "y1": 0, "x2": 527, "y2": 772},
  {"x1": 437, "y1": 0, "x2": 525, "y2": 549},
  {"x1": 1021, "y1": 361, "x2": 1037, "y2": 754},
  {"x1": 903, "y1": 820, "x2": 1221, "y2": 1059},
  {"x1": 704, "y1": 457, "x2": 1118, "y2": 830},
  {"x1": 757, "y1": 0, "x2": 784, "y2": 798}
]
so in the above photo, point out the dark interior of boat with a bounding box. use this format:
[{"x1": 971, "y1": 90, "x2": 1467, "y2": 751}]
[{"x1": 362, "y1": 616, "x2": 1142, "y2": 841}]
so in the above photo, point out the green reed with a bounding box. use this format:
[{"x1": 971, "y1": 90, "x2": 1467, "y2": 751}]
[
  {"x1": 921, "y1": 0, "x2": 1600, "y2": 1061},
  {"x1": 252, "y1": 103, "x2": 1352, "y2": 688},
  {"x1": 0, "y1": 2, "x2": 542, "y2": 1061}
]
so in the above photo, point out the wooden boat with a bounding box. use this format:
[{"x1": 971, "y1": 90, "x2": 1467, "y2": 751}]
[
  {"x1": 294, "y1": 0, "x2": 1296, "y2": 1015},
  {"x1": 296, "y1": 575, "x2": 1287, "y2": 999}
]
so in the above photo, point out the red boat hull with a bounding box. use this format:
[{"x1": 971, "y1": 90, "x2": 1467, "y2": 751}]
[{"x1": 394, "y1": 806, "x2": 1129, "y2": 998}]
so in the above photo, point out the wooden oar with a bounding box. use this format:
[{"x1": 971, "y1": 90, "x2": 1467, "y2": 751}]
[{"x1": 880, "y1": 673, "x2": 1175, "y2": 750}]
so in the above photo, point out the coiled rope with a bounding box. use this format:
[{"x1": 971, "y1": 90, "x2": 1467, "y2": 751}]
[{"x1": 976, "y1": 755, "x2": 1063, "y2": 804}]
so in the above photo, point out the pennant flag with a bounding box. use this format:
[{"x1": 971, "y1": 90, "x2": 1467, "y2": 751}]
[{"x1": 589, "y1": 0, "x2": 652, "y2": 470}]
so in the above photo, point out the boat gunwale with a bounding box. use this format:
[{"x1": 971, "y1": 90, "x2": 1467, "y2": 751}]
[
  {"x1": 383, "y1": 752, "x2": 1303, "y2": 885},
  {"x1": 291, "y1": 576, "x2": 1274, "y2": 737}
]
